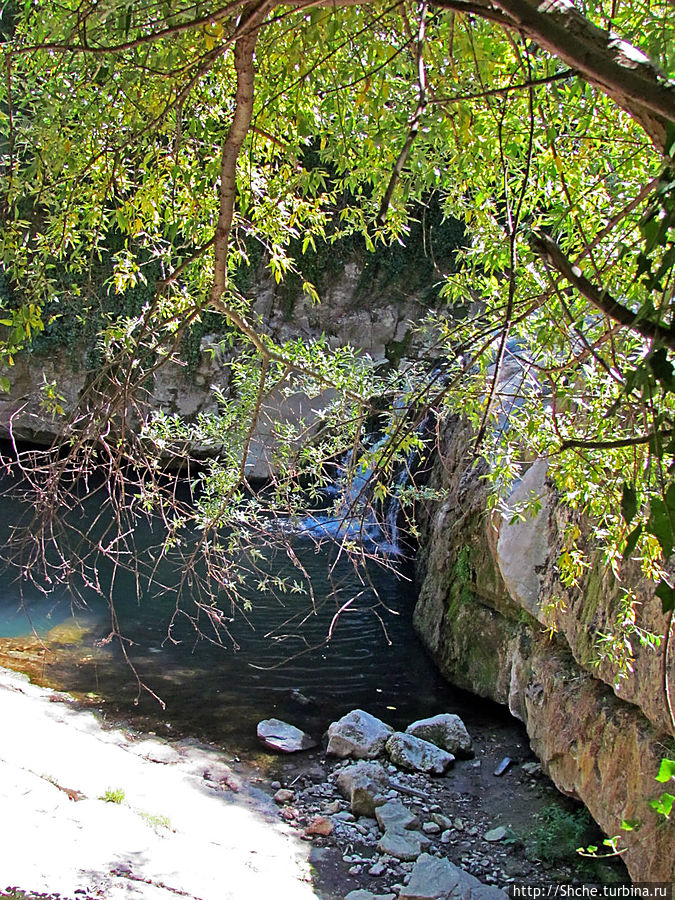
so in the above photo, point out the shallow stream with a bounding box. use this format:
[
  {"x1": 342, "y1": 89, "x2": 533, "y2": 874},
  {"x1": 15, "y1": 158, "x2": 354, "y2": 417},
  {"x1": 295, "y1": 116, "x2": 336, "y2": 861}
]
[{"x1": 0, "y1": 471, "x2": 514, "y2": 753}]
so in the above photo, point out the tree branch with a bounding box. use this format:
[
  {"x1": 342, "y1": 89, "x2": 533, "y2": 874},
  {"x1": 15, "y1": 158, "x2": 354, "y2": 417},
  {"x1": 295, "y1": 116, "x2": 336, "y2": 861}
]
[
  {"x1": 209, "y1": 5, "x2": 262, "y2": 314},
  {"x1": 430, "y1": 67, "x2": 576, "y2": 104},
  {"x1": 428, "y1": 0, "x2": 512, "y2": 25},
  {"x1": 560, "y1": 428, "x2": 673, "y2": 451},
  {"x1": 10, "y1": 2, "x2": 248, "y2": 55},
  {"x1": 376, "y1": 1, "x2": 428, "y2": 226},
  {"x1": 532, "y1": 232, "x2": 675, "y2": 352},
  {"x1": 486, "y1": 0, "x2": 675, "y2": 152},
  {"x1": 158, "y1": 237, "x2": 216, "y2": 288}
]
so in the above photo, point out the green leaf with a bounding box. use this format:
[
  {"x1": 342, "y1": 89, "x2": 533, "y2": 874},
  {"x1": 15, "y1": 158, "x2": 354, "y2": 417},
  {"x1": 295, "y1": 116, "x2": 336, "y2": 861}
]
[
  {"x1": 647, "y1": 496, "x2": 675, "y2": 558},
  {"x1": 656, "y1": 758, "x2": 675, "y2": 783},
  {"x1": 622, "y1": 523, "x2": 642, "y2": 559},
  {"x1": 649, "y1": 792, "x2": 674, "y2": 818},
  {"x1": 0, "y1": 376, "x2": 10, "y2": 393},
  {"x1": 621, "y1": 484, "x2": 637, "y2": 525},
  {"x1": 655, "y1": 580, "x2": 675, "y2": 613}
]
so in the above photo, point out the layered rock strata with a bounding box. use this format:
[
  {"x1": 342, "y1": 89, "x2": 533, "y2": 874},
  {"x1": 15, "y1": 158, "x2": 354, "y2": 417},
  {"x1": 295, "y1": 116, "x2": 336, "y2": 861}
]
[{"x1": 414, "y1": 417, "x2": 675, "y2": 882}]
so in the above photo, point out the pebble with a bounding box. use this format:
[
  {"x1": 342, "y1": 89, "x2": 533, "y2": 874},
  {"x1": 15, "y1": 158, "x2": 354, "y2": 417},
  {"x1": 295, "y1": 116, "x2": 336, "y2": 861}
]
[
  {"x1": 493, "y1": 757, "x2": 512, "y2": 777},
  {"x1": 305, "y1": 816, "x2": 333, "y2": 837},
  {"x1": 440, "y1": 830, "x2": 452, "y2": 844},
  {"x1": 369, "y1": 862, "x2": 386, "y2": 876},
  {"x1": 484, "y1": 826, "x2": 508, "y2": 842},
  {"x1": 273, "y1": 788, "x2": 294, "y2": 804},
  {"x1": 349, "y1": 865, "x2": 362, "y2": 875},
  {"x1": 334, "y1": 810, "x2": 356, "y2": 822},
  {"x1": 422, "y1": 822, "x2": 440, "y2": 834}
]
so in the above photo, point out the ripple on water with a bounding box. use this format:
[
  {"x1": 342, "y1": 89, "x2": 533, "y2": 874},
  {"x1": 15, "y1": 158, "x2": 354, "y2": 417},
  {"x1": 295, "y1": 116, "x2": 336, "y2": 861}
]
[{"x1": 0, "y1": 486, "x2": 506, "y2": 753}]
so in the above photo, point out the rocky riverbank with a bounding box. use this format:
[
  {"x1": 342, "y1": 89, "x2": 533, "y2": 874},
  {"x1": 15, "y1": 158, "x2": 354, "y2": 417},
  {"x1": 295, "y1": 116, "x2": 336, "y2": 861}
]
[
  {"x1": 414, "y1": 417, "x2": 675, "y2": 883},
  {"x1": 260, "y1": 711, "x2": 628, "y2": 899},
  {"x1": 0, "y1": 668, "x2": 628, "y2": 900}
]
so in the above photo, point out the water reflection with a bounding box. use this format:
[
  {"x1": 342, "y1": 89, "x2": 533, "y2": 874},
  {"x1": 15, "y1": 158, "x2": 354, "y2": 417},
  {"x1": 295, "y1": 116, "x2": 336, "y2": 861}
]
[{"x1": 0, "y1": 469, "x2": 506, "y2": 754}]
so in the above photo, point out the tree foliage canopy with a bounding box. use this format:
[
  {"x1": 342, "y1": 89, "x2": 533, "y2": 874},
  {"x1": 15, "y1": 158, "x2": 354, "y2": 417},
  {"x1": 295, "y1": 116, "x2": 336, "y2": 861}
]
[{"x1": 1, "y1": 0, "x2": 675, "y2": 686}]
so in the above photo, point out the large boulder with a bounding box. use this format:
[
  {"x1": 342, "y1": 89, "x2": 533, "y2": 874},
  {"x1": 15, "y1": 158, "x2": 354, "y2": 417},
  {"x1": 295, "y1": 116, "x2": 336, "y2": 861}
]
[
  {"x1": 399, "y1": 854, "x2": 507, "y2": 900},
  {"x1": 405, "y1": 713, "x2": 474, "y2": 758},
  {"x1": 327, "y1": 709, "x2": 393, "y2": 759},
  {"x1": 256, "y1": 718, "x2": 317, "y2": 753},
  {"x1": 495, "y1": 458, "x2": 550, "y2": 621},
  {"x1": 335, "y1": 760, "x2": 390, "y2": 817},
  {"x1": 413, "y1": 417, "x2": 675, "y2": 880},
  {"x1": 385, "y1": 732, "x2": 455, "y2": 775}
]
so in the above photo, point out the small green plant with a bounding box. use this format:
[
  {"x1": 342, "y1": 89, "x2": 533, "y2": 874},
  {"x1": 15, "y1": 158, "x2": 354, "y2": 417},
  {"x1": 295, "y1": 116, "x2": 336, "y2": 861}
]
[
  {"x1": 650, "y1": 757, "x2": 675, "y2": 818},
  {"x1": 139, "y1": 810, "x2": 172, "y2": 832},
  {"x1": 525, "y1": 805, "x2": 595, "y2": 863},
  {"x1": 579, "y1": 756, "x2": 674, "y2": 862},
  {"x1": 99, "y1": 787, "x2": 125, "y2": 804}
]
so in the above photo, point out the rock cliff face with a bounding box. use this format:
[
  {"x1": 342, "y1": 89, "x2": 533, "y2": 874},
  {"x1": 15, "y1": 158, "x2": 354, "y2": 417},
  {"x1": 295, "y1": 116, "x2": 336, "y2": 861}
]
[
  {"x1": 0, "y1": 265, "x2": 426, "y2": 476},
  {"x1": 414, "y1": 417, "x2": 675, "y2": 882}
]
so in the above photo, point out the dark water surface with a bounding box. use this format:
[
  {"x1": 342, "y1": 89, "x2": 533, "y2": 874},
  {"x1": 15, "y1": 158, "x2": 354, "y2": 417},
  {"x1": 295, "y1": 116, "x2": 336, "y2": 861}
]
[{"x1": 0, "y1": 471, "x2": 511, "y2": 755}]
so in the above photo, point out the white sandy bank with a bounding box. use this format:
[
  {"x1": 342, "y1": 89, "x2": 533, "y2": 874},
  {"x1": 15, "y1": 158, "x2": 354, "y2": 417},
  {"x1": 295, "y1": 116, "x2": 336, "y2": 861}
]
[{"x1": 0, "y1": 667, "x2": 318, "y2": 900}]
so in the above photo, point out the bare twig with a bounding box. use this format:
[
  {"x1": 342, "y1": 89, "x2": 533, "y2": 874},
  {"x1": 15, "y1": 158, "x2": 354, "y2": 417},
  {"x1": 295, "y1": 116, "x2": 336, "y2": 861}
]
[{"x1": 559, "y1": 428, "x2": 673, "y2": 451}]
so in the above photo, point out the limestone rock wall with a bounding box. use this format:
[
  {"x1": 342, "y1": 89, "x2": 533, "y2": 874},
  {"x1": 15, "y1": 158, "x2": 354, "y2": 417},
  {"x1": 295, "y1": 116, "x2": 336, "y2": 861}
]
[
  {"x1": 0, "y1": 264, "x2": 426, "y2": 469},
  {"x1": 414, "y1": 417, "x2": 675, "y2": 882}
]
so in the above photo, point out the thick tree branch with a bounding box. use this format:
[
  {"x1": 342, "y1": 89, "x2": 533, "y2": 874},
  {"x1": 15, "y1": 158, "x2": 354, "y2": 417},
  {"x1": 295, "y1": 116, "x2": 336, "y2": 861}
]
[
  {"x1": 532, "y1": 232, "x2": 675, "y2": 352},
  {"x1": 202, "y1": 19, "x2": 377, "y2": 406},
  {"x1": 426, "y1": 0, "x2": 511, "y2": 25},
  {"x1": 209, "y1": 7, "x2": 261, "y2": 313},
  {"x1": 430, "y1": 0, "x2": 675, "y2": 150},
  {"x1": 487, "y1": 0, "x2": 675, "y2": 152}
]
